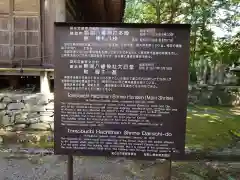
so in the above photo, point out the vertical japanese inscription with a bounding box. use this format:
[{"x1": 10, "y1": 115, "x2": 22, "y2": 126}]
[{"x1": 54, "y1": 23, "x2": 190, "y2": 160}]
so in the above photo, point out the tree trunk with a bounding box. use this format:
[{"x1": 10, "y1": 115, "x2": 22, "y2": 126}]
[
  {"x1": 155, "y1": 2, "x2": 161, "y2": 23},
  {"x1": 169, "y1": 0, "x2": 180, "y2": 23},
  {"x1": 209, "y1": 63, "x2": 216, "y2": 84},
  {"x1": 203, "y1": 59, "x2": 208, "y2": 84},
  {"x1": 216, "y1": 62, "x2": 226, "y2": 84},
  {"x1": 196, "y1": 57, "x2": 204, "y2": 84},
  {"x1": 189, "y1": 0, "x2": 197, "y2": 63}
]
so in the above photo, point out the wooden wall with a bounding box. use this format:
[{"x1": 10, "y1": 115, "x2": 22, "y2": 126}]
[
  {"x1": 41, "y1": 0, "x2": 77, "y2": 68},
  {"x1": 0, "y1": 0, "x2": 42, "y2": 68},
  {"x1": 0, "y1": 0, "x2": 102, "y2": 69}
]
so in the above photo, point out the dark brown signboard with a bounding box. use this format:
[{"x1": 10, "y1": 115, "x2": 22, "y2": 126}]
[{"x1": 54, "y1": 23, "x2": 190, "y2": 160}]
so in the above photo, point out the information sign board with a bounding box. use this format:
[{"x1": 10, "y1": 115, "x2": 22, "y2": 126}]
[{"x1": 54, "y1": 23, "x2": 190, "y2": 160}]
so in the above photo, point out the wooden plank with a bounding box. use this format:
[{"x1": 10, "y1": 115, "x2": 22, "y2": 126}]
[
  {"x1": 0, "y1": 67, "x2": 53, "y2": 71},
  {"x1": 42, "y1": 0, "x2": 55, "y2": 66},
  {"x1": 12, "y1": 0, "x2": 41, "y2": 67},
  {"x1": 0, "y1": 0, "x2": 10, "y2": 14},
  {"x1": 0, "y1": 0, "x2": 43, "y2": 68},
  {"x1": 0, "y1": 70, "x2": 40, "y2": 76},
  {"x1": 0, "y1": 14, "x2": 10, "y2": 62},
  {"x1": 0, "y1": 16, "x2": 10, "y2": 30},
  {"x1": 13, "y1": 0, "x2": 39, "y2": 13},
  {"x1": 0, "y1": 45, "x2": 10, "y2": 59},
  {"x1": 40, "y1": 0, "x2": 44, "y2": 66},
  {"x1": 0, "y1": 31, "x2": 9, "y2": 44},
  {"x1": 9, "y1": 0, "x2": 14, "y2": 60}
]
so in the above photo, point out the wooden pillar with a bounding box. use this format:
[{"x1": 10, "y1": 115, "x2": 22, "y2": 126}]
[
  {"x1": 40, "y1": 0, "x2": 66, "y2": 94},
  {"x1": 55, "y1": 0, "x2": 66, "y2": 22},
  {"x1": 40, "y1": 71, "x2": 50, "y2": 94}
]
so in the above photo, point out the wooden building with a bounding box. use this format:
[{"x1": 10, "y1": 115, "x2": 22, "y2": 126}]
[
  {"x1": 0, "y1": 0, "x2": 125, "y2": 93},
  {"x1": 0, "y1": 0, "x2": 76, "y2": 93}
]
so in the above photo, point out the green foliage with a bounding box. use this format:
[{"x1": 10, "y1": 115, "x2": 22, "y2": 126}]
[
  {"x1": 124, "y1": 0, "x2": 240, "y2": 70},
  {"x1": 124, "y1": 0, "x2": 157, "y2": 23},
  {"x1": 189, "y1": 64, "x2": 198, "y2": 82}
]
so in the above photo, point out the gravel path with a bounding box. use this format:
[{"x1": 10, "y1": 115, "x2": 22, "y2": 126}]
[
  {"x1": 0, "y1": 149, "x2": 240, "y2": 180},
  {"x1": 0, "y1": 152, "x2": 135, "y2": 180}
]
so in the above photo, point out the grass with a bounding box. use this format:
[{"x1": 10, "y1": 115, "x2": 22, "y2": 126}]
[
  {"x1": 16, "y1": 105, "x2": 240, "y2": 151},
  {"x1": 186, "y1": 105, "x2": 240, "y2": 150}
]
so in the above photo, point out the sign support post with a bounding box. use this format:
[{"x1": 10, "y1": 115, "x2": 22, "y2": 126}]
[
  {"x1": 68, "y1": 155, "x2": 73, "y2": 180},
  {"x1": 168, "y1": 149, "x2": 173, "y2": 180}
]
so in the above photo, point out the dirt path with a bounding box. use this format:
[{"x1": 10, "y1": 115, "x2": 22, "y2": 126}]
[
  {"x1": 0, "y1": 149, "x2": 240, "y2": 180},
  {"x1": 0, "y1": 153, "x2": 133, "y2": 180}
]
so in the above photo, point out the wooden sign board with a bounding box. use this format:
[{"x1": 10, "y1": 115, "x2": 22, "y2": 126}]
[{"x1": 54, "y1": 23, "x2": 190, "y2": 160}]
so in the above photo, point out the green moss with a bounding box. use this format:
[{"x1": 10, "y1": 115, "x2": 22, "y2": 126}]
[
  {"x1": 186, "y1": 106, "x2": 240, "y2": 150},
  {"x1": 38, "y1": 141, "x2": 54, "y2": 148},
  {"x1": 21, "y1": 133, "x2": 54, "y2": 148}
]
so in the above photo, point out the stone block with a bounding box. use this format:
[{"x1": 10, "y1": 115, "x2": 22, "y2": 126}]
[
  {"x1": 27, "y1": 112, "x2": 41, "y2": 124},
  {"x1": 1, "y1": 96, "x2": 12, "y2": 103},
  {"x1": 28, "y1": 122, "x2": 50, "y2": 131},
  {"x1": 0, "y1": 136, "x2": 3, "y2": 144},
  {"x1": 44, "y1": 102, "x2": 54, "y2": 111},
  {"x1": 5, "y1": 126, "x2": 13, "y2": 131},
  {"x1": 23, "y1": 98, "x2": 38, "y2": 106},
  {"x1": 15, "y1": 112, "x2": 28, "y2": 119},
  {"x1": 6, "y1": 110, "x2": 21, "y2": 117},
  {"x1": 49, "y1": 122, "x2": 54, "y2": 131},
  {"x1": 13, "y1": 124, "x2": 27, "y2": 131},
  {"x1": 25, "y1": 105, "x2": 45, "y2": 112},
  {"x1": 36, "y1": 94, "x2": 49, "y2": 105},
  {"x1": 22, "y1": 94, "x2": 35, "y2": 100},
  {"x1": 28, "y1": 117, "x2": 41, "y2": 124},
  {"x1": 7, "y1": 102, "x2": 25, "y2": 110},
  {"x1": 0, "y1": 103, "x2": 6, "y2": 110},
  {"x1": 27, "y1": 112, "x2": 40, "y2": 119},
  {"x1": 40, "y1": 116, "x2": 54, "y2": 123},
  {"x1": 33, "y1": 105, "x2": 46, "y2": 112},
  {"x1": 0, "y1": 111, "x2": 5, "y2": 123},
  {"x1": 41, "y1": 93, "x2": 54, "y2": 101},
  {"x1": 39, "y1": 111, "x2": 53, "y2": 116},
  {"x1": 22, "y1": 104, "x2": 33, "y2": 111},
  {"x1": 1, "y1": 115, "x2": 12, "y2": 126},
  {"x1": 11, "y1": 94, "x2": 24, "y2": 102},
  {"x1": 15, "y1": 112, "x2": 29, "y2": 124}
]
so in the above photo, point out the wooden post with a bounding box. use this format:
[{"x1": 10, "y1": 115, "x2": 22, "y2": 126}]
[
  {"x1": 40, "y1": 71, "x2": 50, "y2": 94},
  {"x1": 68, "y1": 155, "x2": 73, "y2": 180},
  {"x1": 55, "y1": 0, "x2": 66, "y2": 22}
]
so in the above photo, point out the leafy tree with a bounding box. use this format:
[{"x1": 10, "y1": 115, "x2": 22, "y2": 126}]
[{"x1": 124, "y1": 0, "x2": 240, "y2": 84}]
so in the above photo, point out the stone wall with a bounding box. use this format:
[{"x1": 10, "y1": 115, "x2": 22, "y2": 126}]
[
  {"x1": 0, "y1": 86, "x2": 239, "y2": 132},
  {"x1": 0, "y1": 93, "x2": 54, "y2": 131},
  {"x1": 188, "y1": 85, "x2": 240, "y2": 106}
]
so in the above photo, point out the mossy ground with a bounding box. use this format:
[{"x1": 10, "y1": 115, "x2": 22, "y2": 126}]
[
  {"x1": 22, "y1": 105, "x2": 240, "y2": 151},
  {"x1": 186, "y1": 105, "x2": 240, "y2": 150}
]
